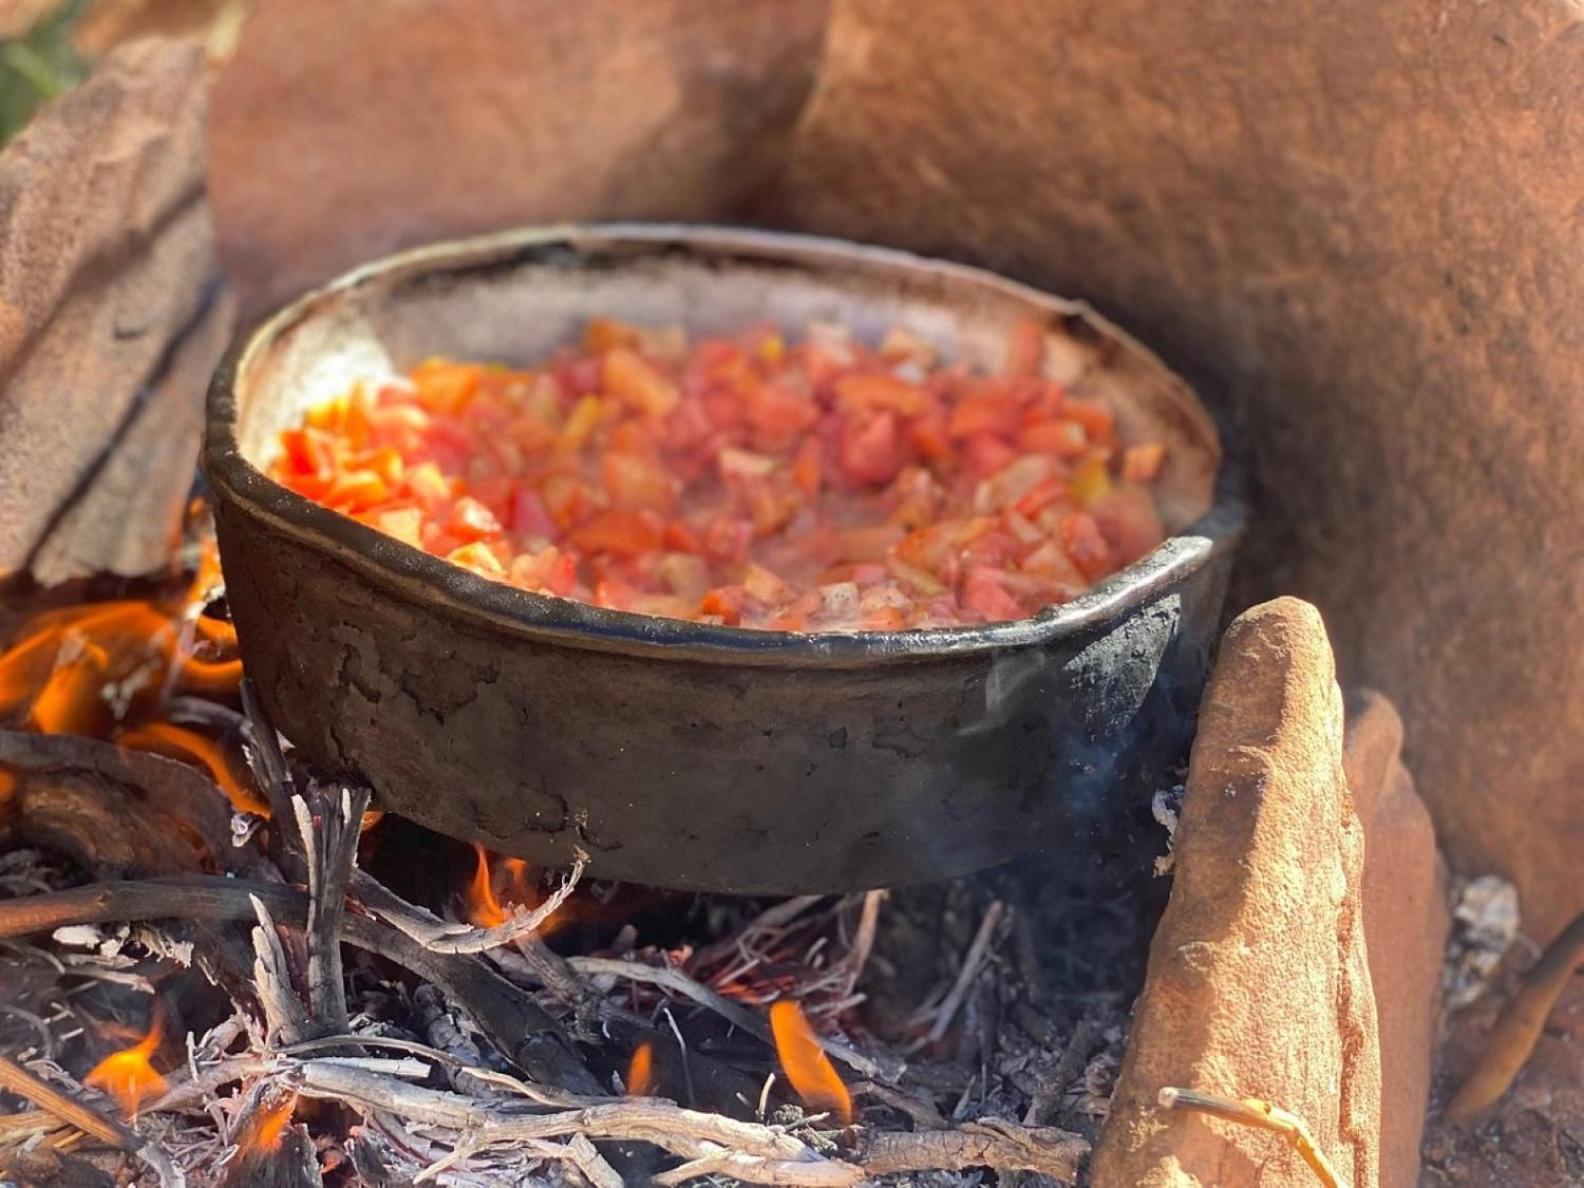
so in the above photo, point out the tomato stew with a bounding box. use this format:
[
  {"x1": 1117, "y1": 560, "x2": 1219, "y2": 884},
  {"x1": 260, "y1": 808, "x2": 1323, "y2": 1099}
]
[{"x1": 266, "y1": 319, "x2": 1167, "y2": 631}]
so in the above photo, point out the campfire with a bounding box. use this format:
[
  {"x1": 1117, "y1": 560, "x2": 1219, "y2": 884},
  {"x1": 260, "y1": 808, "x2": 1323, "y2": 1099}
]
[
  {"x1": 4, "y1": 9, "x2": 1583, "y2": 1186},
  {"x1": 0, "y1": 510, "x2": 1141, "y2": 1185}
]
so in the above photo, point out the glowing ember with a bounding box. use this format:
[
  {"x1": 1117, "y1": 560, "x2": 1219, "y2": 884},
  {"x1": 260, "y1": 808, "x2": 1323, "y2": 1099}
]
[
  {"x1": 242, "y1": 1093, "x2": 296, "y2": 1155},
  {"x1": 84, "y1": 1020, "x2": 168, "y2": 1118},
  {"x1": 769, "y1": 1000, "x2": 852, "y2": 1124},
  {"x1": 117, "y1": 721, "x2": 270, "y2": 817},
  {"x1": 0, "y1": 767, "x2": 14, "y2": 801},
  {"x1": 626, "y1": 1041, "x2": 655, "y2": 1097}
]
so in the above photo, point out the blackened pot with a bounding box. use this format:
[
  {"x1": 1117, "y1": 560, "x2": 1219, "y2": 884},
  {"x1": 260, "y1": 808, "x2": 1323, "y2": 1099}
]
[{"x1": 204, "y1": 224, "x2": 1242, "y2": 894}]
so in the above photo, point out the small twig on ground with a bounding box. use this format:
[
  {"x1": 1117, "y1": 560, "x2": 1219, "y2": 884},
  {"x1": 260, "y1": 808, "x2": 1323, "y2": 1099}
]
[
  {"x1": 1447, "y1": 910, "x2": 1584, "y2": 1122},
  {"x1": 856, "y1": 1117, "x2": 1089, "y2": 1181},
  {"x1": 0, "y1": 1051, "x2": 140, "y2": 1151},
  {"x1": 915, "y1": 899, "x2": 1005, "y2": 1049},
  {"x1": 1159, "y1": 1086, "x2": 1349, "y2": 1188},
  {"x1": 1028, "y1": 1015, "x2": 1101, "y2": 1125}
]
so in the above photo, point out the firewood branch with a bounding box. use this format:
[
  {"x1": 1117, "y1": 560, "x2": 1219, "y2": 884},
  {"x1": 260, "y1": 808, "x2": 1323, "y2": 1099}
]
[
  {"x1": 0, "y1": 877, "x2": 600, "y2": 1094},
  {"x1": 1447, "y1": 910, "x2": 1584, "y2": 1122}
]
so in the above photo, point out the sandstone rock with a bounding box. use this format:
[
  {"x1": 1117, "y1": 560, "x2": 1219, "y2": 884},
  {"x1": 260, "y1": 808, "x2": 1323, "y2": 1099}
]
[
  {"x1": 1343, "y1": 690, "x2": 1448, "y2": 1188},
  {"x1": 1091, "y1": 598, "x2": 1382, "y2": 1188},
  {"x1": 206, "y1": 0, "x2": 829, "y2": 313},
  {"x1": 0, "y1": 37, "x2": 231, "y2": 583},
  {"x1": 775, "y1": 0, "x2": 1584, "y2": 943}
]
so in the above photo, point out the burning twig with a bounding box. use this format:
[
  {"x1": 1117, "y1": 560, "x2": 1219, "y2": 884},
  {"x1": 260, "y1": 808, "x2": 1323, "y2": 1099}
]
[
  {"x1": 1446, "y1": 909, "x2": 1584, "y2": 1122},
  {"x1": 353, "y1": 852, "x2": 586, "y2": 954},
  {"x1": 1158, "y1": 1086, "x2": 1349, "y2": 1188},
  {"x1": 0, "y1": 1050, "x2": 140, "y2": 1151}
]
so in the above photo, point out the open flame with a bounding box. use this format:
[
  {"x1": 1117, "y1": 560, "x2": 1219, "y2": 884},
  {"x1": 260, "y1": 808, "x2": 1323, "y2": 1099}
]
[
  {"x1": 240, "y1": 1092, "x2": 296, "y2": 1156},
  {"x1": 116, "y1": 721, "x2": 269, "y2": 817},
  {"x1": 462, "y1": 844, "x2": 562, "y2": 933},
  {"x1": 769, "y1": 1000, "x2": 852, "y2": 1125},
  {"x1": 84, "y1": 1019, "x2": 168, "y2": 1119},
  {"x1": 626, "y1": 1041, "x2": 655, "y2": 1096}
]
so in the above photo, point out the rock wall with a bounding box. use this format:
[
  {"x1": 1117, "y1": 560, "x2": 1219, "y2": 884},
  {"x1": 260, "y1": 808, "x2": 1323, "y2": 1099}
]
[{"x1": 775, "y1": 0, "x2": 1584, "y2": 942}]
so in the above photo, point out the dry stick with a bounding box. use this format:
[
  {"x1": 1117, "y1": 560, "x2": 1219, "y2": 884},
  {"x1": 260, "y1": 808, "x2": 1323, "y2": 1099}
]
[
  {"x1": 917, "y1": 899, "x2": 1005, "y2": 1048},
  {"x1": 1447, "y1": 910, "x2": 1584, "y2": 1122},
  {"x1": 691, "y1": 895, "x2": 827, "y2": 970},
  {"x1": 0, "y1": 1051, "x2": 140, "y2": 1152},
  {"x1": 0, "y1": 878, "x2": 600, "y2": 1094},
  {"x1": 293, "y1": 785, "x2": 370, "y2": 1033},
  {"x1": 1158, "y1": 1086, "x2": 1349, "y2": 1188},
  {"x1": 839, "y1": 890, "x2": 885, "y2": 998},
  {"x1": 856, "y1": 1118, "x2": 1088, "y2": 1181},
  {"x1": 295, "y1": 1061, "x2": 1088, "y2": 1186},
  {"x1": 567, "y1": 955, "x2": 894, "y2": 1082},
  {"x1": 248, "y1": 894, "x2": 314, "y2": 1047}
]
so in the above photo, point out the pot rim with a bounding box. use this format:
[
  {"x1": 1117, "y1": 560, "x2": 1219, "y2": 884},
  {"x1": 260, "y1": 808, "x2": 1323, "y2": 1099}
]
[{"x1": 204, "y1": 222, "x2": 1244, "y2": 669}]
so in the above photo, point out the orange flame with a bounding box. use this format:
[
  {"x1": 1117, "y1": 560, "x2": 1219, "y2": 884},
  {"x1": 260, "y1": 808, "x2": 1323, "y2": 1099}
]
[
  {"x1": 463, "y1": 845, "x2": 562, "y2": 932},
  {"x1": 117, "y1": 721, "x2": 270, "y2": 817},
  {"x1": 626, "y1": 1041, "x2": 654, "y2": 1097},
  {"x1": 84, "y1": 1020, "x2": 168, "y2": 1119},
  {"x1": 0, "y1": 768, "x2": 14, "y2": 801},
  {"x1": 768, "y1": 1001, "x2": 852, "y2": 1125},
  {"x1": 0, "y1": 595, "x2": 242, "y2": 734},
  {"x1": 466, "y1": 843, "x2": 509, "y2": 927},
  {"x1": 241, "y1": 1092, "x2": 296, "y2": 1155}
]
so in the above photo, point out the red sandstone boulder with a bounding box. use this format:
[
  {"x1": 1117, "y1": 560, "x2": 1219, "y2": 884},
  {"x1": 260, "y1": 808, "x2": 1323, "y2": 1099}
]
[
  {"x1": 1344, "y1": 691, "x2": 1448, "y2": 1188},
  {"x1": 206, "y1": 0, "x2": 829, "y2": 313},
  {"x1": 0, "y1": 37, "x2": 231, "y2": 584},
  {"x1": 1092, "y1": 598, "x2": 1383, "y2": 1187}
]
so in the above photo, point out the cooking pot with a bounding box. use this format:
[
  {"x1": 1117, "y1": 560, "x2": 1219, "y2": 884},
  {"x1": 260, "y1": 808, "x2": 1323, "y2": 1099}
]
[{"x1": 204, "y1": 224, "x2": 1241, "y2": 894}]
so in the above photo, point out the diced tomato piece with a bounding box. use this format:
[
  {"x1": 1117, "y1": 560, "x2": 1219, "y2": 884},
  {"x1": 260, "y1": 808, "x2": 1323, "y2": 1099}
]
[
  {"x1": 1122, "y1": 442, "x2": 1166, "y2": 483},
  {"x1": 747, "y1": 384, "x2": 821, "y2": 437},
  {"x1": 838, "y1": 411, "x2": 906, "y2": 485},
  {"x1": 663, "y1": 519, "x2": 703, "y2": 552},
  {"x1": 370, "y1": 507, "x2": 423, "y2": 548},
  {"x1": 948, "y1": 394, "x2": 1023, "y2": 439},
  {"x1": 1004, "y1": 317, "x2": 1045, "y2": 378},
  {"x1": 909, "y1": 407, "x2": 952, "y2": 461},
  {"x1": 1059, "y1": 512, "x2": 1114, "y2": 581},
  {"x1": 278, "y1": 426, "x2": 336, "y2": 476},
  {"x1": 1091, "y1": 485, "x2": 1166, "y2": 565},
  {"x1": 792, "y1": 439, "x2": 823, "y2": 497},
  {"x1": 325, "y1": 469, "x2": 389, "y2": 510},
  {"x1": 962, "y1": 567, "x2": 1026, "y2": 621},
  {"x1": 570, "y1": 510, "x2": 663, "y2": 558},
  {"x1": 446, "y1": 541, "x2": 505, "y2": 577},
  {"x1": 603, "y1": 348, "x2": 679, "y2": 417},
  {"x1": 603, "y1": 451, "x2": 677, "y2": 513},
  {"x1": 1062, "y1": 397, "x2": 1115, "y2": 444},
  {"x1": 412, "y1": 361, "x2": 482, "y2": 416},
  {"x1": 699, "y1": 585, "x2": 751, "y2": 625},
  {"x1": 583, "y1": 318, "x2": 640, "y2": 353},
  {"x1": 834, "y1": 373, "x2": 925, "y2": 416},
  {"x1": 512, "y1": 487, "x2": 557, "y2": 540},
  {"x1": 702, "y1": 515, "x2": 753, "y2": 563},
  {"x1": 961, "y1": 432, "x2": 1018, "y2": 477},
  {"x1": 447, "y1": 496, "x2": 502, "y2": 541},
  {"x1": 1018, "y1": 419, "x2": 1087, "y2": 458},
  {"x1": 509, "y1": 547, "x2": 578, "y2": 595},
  {"x1": 836, "y1": 523, "x2": 906, "y2": 563}
]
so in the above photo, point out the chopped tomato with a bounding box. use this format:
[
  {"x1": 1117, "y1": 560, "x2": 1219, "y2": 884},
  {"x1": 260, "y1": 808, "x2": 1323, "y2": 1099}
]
[
  {"x1": 269, "y1": 319, "x2": 1169, "y2": 630},
  {"x1": 571, "y1": 510, "x2": 663, "y2": 558},
  {"x1": 838, "y1": 411, "x2": 905, "y2": 485}
]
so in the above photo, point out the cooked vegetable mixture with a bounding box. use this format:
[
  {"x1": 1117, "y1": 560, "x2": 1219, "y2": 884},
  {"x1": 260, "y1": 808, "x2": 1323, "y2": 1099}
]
[{"x1": 267, "y1": 319, "x2": 1167, "y2": 630}]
